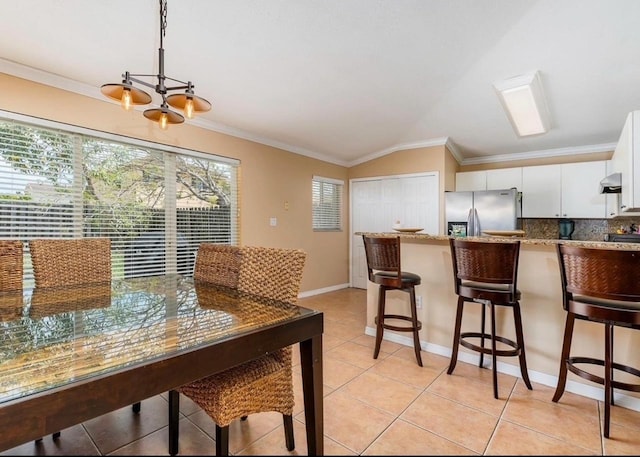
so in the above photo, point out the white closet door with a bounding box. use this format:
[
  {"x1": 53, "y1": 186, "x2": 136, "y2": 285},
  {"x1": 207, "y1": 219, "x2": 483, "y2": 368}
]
[
  {"x1": 351, "y1": 179, "x2": 383, "y2": 289},
  {"x1": 400, "y1": 175, "x2": 439, "y2": 232},
  {"x1": 351, "y1": 173, "x2": 439, "y2": 289}
]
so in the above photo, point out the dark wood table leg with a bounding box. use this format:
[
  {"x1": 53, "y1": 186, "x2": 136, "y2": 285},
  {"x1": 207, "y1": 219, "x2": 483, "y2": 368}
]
[
  {"x1": 168, "y1": 389, "x2": 180, "y2": 456},
  {"x1": 300, "y1": 334, "x2": 323, "y2": 456}
]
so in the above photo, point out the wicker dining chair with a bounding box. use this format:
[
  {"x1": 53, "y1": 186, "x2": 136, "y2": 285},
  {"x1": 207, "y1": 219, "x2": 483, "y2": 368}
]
[
  {"x1": 0, "y1": 240, "x2": 23, "y2": 292},
  {"x1": 0, "y1": 240, "x2": 24, "y2": 322},
  {"x1": 28, "y1": 237, "x2": 136, "y2": 442},
  {"x1": 29, "y1": 238, "x2": 112, "y2": 287},
  {"x1": 192, "y1": 243, "x2": 242, "y2": 289},
  {"x1": 169, "y1": 245, "x2": 306, "y2": 456}
]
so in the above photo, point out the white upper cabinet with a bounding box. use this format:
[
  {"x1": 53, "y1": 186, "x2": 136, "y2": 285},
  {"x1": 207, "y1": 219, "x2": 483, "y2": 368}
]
[
  {"x1": 522, "y1": 164, "x2": 562, "y2": 217},
  {"x1": 455, "y1": 171, "x2": 486, "y2": 191},
  {"x1": 560, "y1": 161, "x2": 607, "y2": 218},
  {"x1": 610, "y1": 111, "x2": 640, "y2": 214},
  {"x1": 486, "y1": 167, "x2": 522, "y2": 190},
  {"x1": 458, "y1": 162, "x2": 606, "y2": 218},
  {"x1": 455, "y1": 167, "x2": 525, "y2": 191},
  {"x1": 521, "y1": 162, "x2": 606, "y2": 218}
]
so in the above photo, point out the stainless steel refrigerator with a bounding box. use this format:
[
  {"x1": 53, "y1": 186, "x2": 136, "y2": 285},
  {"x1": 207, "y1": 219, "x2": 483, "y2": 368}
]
[{"x1": 445, "y1": 188, "x2": 521, "y2": 237}]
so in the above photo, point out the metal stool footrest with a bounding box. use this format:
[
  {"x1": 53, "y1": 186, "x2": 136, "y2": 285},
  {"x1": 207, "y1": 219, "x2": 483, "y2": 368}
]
[
  {"x1": 376, "y1": 314, "x2": 422, "y2": 333},
  {"x1": 567, "y1": 356, "x2": 640, "y2": 393},
  {"x1": 459, "y1": 331, "x2": 520, "y2": 358}
]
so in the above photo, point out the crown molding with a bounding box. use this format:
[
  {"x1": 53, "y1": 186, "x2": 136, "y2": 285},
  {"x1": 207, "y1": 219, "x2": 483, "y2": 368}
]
[
  {"x1": 347, "y1": 137, "x2": 451, "y2": 167},
  {"x1": 444, "y1": 138, "x2": 464, "y2": 163},
  {"x1": 0, "y1": 58, "x2": 100, "y2": 99},
  {"x1": 460, "y1": 142, "x2": 617, "y2": 166}
]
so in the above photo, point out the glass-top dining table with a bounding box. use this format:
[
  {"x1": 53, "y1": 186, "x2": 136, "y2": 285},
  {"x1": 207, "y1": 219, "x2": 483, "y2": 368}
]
[{"x1": 0, "y1": 274, "x2": 324, "y2": 455}]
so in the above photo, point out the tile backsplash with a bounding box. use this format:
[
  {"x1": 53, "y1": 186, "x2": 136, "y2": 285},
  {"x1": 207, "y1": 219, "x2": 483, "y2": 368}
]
[{"x1": 522, "y1": 217, "x2": 639, "y2": 241}]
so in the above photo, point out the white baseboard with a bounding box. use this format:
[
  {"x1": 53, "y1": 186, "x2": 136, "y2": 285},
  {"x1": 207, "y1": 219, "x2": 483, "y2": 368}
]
[
  {"x1": 299, "y1": 283, "x2": 351, "y2": 298},
  {"x1": 364, "y1": 326, "x2": 640, "y2": 413}
]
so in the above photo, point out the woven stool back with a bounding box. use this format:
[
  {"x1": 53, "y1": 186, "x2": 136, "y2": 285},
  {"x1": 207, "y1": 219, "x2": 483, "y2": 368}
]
[
  {"x1": 558, "y1": 245, "x2": 640, "y2": 305},
  {"x1": 0, "y1": 240, "x2": 23, "y2": 292},
  {"x1": 30, "y1": 238, "x2": 111, "y2": 288},
  {"x1": 450, "y1": 239, "x2": 520, "y2": 287},
  {"x1": 362, "y1": 236, "x2": 403, "y2": 285},
  {"x1": 237, "y1": 246, "x2": 306, "y2": 304},
  {"x1": 194, "y1": 244, "x2": 242, "y2": 288}
]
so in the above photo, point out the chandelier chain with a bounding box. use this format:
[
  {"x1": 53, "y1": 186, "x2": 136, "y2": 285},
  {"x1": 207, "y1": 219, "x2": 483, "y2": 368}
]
[{"x1": 160, "y1": 0, "x2": 167, "y2": 39}]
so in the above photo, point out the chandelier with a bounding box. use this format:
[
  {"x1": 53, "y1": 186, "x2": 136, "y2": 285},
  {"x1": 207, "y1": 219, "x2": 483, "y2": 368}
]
[{"x1": 100, "y1": 0, "x2": 211, "y2": 129}]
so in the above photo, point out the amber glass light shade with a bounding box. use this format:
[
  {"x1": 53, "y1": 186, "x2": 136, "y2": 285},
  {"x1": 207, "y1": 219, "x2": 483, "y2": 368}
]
[
  {"x1": 143, "y1": 106, "x2": 184, "y2": 129},
  {"x1": 100, "y1": 83, "x2": 152, "y2": 109},
  {"x1": 166, "y1": 93, "x2": 212, "y2": 119}
]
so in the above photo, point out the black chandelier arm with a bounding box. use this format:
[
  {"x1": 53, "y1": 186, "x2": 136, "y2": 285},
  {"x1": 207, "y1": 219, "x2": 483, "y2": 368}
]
[
  {"x1": 125, "y1": 74, "x2": 192, "y2": 93},
  {"x1": 161, "y1": 77, "x2": 194, "y2": 90}
]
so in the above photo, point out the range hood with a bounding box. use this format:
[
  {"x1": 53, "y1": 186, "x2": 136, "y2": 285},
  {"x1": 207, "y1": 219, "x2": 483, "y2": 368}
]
[{"x1": 599, "y1": 172, "x2": 622, "y2": 194}]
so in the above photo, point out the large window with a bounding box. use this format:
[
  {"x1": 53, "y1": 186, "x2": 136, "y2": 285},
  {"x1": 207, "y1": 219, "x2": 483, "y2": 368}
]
[
  {"x1": 312, "y1": 175, "x2": 343, "y2": 231},
  {"x1": 0, "y1": 111, "x2": 239, "y2": 285}
]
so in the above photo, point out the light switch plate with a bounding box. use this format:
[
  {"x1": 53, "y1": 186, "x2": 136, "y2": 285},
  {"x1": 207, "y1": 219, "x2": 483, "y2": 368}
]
[{"x1": 270, "y1": 217, "x2": 277, "y2": 226}]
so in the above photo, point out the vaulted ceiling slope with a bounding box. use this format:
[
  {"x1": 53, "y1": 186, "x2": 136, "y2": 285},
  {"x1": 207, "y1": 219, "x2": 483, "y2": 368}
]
[{"x1": 1, "y1": 0, "x2": 640, "y2": 166}]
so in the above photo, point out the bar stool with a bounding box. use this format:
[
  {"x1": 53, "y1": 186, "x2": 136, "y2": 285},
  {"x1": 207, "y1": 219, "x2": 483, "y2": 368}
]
[
  {"x1": 447, "y1": 238, "x2": 532, "y2": 399},
  {"x1": 362, "y1": 235, "x2": 422, "y2": 366},
  {"x1": 553, "y1": 244, "x2": 640, "y2": 439}
]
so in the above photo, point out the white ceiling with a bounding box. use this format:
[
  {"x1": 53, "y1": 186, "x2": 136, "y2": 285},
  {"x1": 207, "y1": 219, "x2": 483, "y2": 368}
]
[{"x1": 1, "y1": 0, "x2": 640, "y2": 166}]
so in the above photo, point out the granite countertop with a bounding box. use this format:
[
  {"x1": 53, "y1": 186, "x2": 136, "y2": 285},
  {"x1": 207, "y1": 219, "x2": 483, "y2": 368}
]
[{"x1": 355, "y1": 232, "x2": 640, "y2": 250}]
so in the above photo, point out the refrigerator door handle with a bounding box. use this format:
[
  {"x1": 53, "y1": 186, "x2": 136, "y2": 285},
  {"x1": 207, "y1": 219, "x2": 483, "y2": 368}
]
[
  {"x1": 467, "y1": 208, "x2": 475, "y2": 236},
  {"x1": 473, "y1": 208, "x2": 480, "y2": 236}
]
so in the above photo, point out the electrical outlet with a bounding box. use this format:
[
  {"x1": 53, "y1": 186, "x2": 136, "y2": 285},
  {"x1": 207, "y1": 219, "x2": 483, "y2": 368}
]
[{"x1": 416, "y1": 295, "x2": 423, "y2": 309}]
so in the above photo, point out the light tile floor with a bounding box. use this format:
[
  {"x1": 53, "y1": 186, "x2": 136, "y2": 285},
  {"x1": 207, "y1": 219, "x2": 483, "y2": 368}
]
[{"x1": 3, "y1": 287, "x2": 640, "y2": 455}]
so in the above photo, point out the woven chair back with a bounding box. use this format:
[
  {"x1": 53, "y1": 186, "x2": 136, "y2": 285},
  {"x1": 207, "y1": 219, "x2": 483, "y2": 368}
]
[
  {"x1": 30, "y1": 238, "x2": 112, "y2": 288},
  {"x1": 237, "y1": 246, "x2": 306, "y2": 304},
  {"x1": 193, "y1": 244, "x2": 242, "y2": 289},
  {"x1": 362, "y1": 236, "x2": 402, "y2": 282},
  {"x1": 450, "y1": 239, "x2": 520, "y2": 286},
  {"x1": 30, "y1": 282, "x2": 111, "y2": 318},
  {"x1": 0, "y1": 240, "x2": 23, "y2": 292},
  {"x1": 557, "y1": 245, "x2": 640, "y2": 304}
]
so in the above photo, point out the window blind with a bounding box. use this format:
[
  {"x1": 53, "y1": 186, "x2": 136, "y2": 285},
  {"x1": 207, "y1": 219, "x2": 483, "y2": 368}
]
[
  {"x1": 0, "y1": 113, "x2": 239, "y2": 285},
  {"x1": 312, "y1": 175, "x2": 343, "y2": 231}
]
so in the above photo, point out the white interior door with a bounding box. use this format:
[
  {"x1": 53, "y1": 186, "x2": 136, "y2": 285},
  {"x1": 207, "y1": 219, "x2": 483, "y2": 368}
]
[{"x1": 350, "y1": 172, "x2": 439, "y2": 289}]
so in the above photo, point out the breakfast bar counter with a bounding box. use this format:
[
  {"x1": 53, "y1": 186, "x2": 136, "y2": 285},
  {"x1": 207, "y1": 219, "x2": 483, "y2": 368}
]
[{"x1": 356, "y1": 232, "x2": 640, "y2": 408}]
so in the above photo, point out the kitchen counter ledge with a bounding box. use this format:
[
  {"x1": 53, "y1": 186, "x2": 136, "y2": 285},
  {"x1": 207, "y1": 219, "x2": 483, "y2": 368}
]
[{"x1": 356, "y1": 232, "x2": 640, "y2": 250}]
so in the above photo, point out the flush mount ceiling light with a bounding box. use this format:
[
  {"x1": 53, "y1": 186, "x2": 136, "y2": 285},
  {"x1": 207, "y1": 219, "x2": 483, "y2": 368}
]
[
  {"x1": 493, "y1": 71, "x2": 550, "y2": 137},
  {"x1": 101, "y1": 0, "x2": 211, "y2": 130}
]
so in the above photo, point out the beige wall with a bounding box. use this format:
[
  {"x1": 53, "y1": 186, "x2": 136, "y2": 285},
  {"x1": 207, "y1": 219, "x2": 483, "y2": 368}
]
[{"x1": 0, "y1": 73, "x2": 349, "y2": 293}]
